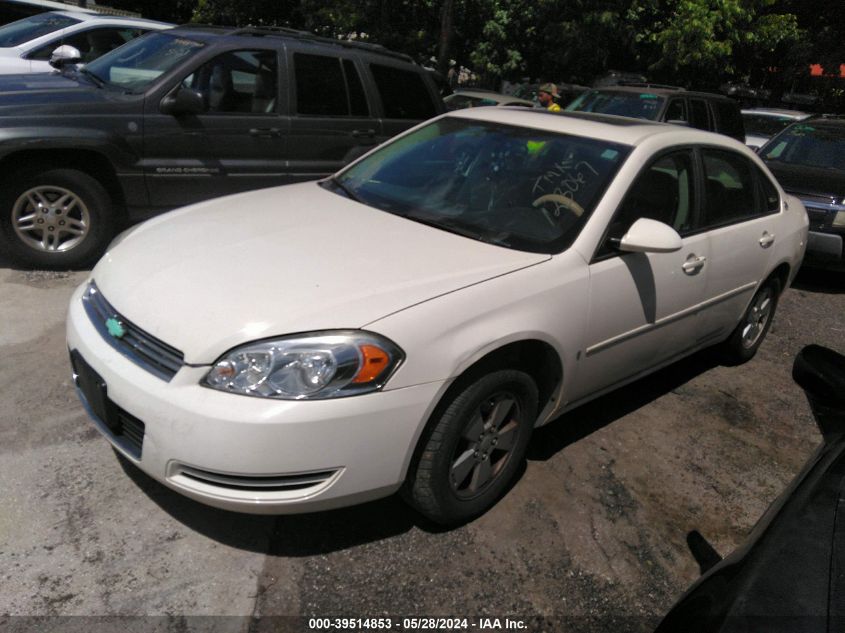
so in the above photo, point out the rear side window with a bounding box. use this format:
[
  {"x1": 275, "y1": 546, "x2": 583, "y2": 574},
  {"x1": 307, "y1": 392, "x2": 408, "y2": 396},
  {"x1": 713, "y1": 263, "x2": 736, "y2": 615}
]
[
  {"x1": 689, "y1": 99, "x2": 710, "y2": 131},
  {"x1": 370, "y1": 64, "x2": 437, "y2": 120},
  {"x1": 711, "y1": 100, "x2": 745, "y2": 140},
  {"x1": 700, "y1": 149, "x2": 759, "y2": 227},
  {"x1": 295, "y1": 53, "x2": 370, "y2": 117},
  {"x1": 755, "y1": 166, "x2": 780, "y2": 214}
]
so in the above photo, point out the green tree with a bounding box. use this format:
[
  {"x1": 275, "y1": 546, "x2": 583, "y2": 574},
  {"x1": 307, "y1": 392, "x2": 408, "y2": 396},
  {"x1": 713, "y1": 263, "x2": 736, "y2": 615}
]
[{"x1": 629, "y1": 0, "x2": 800, "y2": 88}]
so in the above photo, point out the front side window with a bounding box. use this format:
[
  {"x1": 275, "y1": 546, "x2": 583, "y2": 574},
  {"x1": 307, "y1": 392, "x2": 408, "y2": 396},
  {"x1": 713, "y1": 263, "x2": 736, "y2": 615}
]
[
  {"x1": 370, "y1": 64, "x2": 437, "y2": 120},
  {"x1": 182, "y1": 50, "x2": 278, "y2": 114},
  {"x1": 0, "y1": 13, "x2": 79, "y2": 47},
  {"x1": 330, "y1": 117, "x2": 630, "y2": 254},
  {"x1": 665, "y1": 99, "x2": 686, "y2": 122},
  {"x1": 84, "y1": 32, "x2": 205, "y2": 93},
  {"x1": 566, "y1": 90, "x2": 665, "y2": 121},
  {"x1": 599, "y1": 150, "x2": 695, "y2": 258},
  {"x1": 700, "y1": 149, "x2": 758, "y2": 227},
  {"x1": 29, "y1": 27, "x2": 143, "y2": 62}
]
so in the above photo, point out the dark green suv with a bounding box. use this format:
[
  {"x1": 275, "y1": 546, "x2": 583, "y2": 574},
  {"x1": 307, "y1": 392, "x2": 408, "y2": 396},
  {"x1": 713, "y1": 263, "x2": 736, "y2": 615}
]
[
  {"x1": 566, "y1": 84, "x2": 745, "y2": 142},
  {"x1": 0, "y1": 25, "x2": 444, "y2": 268}
]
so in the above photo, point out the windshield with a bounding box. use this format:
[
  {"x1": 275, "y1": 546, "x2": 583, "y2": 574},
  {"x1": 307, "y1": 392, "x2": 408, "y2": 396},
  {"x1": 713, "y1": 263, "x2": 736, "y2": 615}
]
[
  {"x1": 0, "y1": 13, "x2": 79, "y2": 47},
  {"x1": 84, "y1": 32, "x2": 204, "y2": 92},
  {"x1": 743, "y1": 113, "x2": 803, "y2": 138},
  {"x1": 761, "y1": 123, "x2": 845, "y2": 171},
  {"x1": 566, "y1": 89, "x2": 665, "y2": 121},
  {"x1": 331, "y1": 117, "x2": 630, "y2": 254}
]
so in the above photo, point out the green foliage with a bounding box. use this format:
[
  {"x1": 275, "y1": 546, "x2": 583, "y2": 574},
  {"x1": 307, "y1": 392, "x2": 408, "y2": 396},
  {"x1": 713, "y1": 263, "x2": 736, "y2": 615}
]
[
  {"x1": 110, "y1": 0, "x2": 843, "y2": 103},
  {"x1": 629, "y1": 0, "x2": 801, "y2": 86}
]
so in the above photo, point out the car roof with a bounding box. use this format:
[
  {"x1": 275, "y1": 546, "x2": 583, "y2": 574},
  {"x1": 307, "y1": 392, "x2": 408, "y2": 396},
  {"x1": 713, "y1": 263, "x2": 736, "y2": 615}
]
[
  {"x1": 168, "y1": 24, "x2": 416, "y2": 64},
  {"x1": 588, "y1": 85, "x2": 733, "y2": 101},
  {"x1": 446, "y1": 107, "x2": 742, "y2": 148},
  {"x1": 741, "y1": 108, "x2": 808, "y2": 118},
  {"x1": 50, "y1": 10, "x2": 172, "y2": 27},
  {"x1": 448, "y1": 90, "x2": 533, "y2": 104}
]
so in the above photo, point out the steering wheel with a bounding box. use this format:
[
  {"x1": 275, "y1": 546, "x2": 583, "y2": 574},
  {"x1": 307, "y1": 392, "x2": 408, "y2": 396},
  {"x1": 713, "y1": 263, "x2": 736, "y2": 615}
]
[{"x1": 532, "y1": 193, "x2": 585, "y2": 218}]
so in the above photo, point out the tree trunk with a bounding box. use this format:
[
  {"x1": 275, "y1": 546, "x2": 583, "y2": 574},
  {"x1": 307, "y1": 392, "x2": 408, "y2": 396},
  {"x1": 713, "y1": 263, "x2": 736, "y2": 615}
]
[{"x1": 437, "y1": 0, "x2": 455, "y2": 75}]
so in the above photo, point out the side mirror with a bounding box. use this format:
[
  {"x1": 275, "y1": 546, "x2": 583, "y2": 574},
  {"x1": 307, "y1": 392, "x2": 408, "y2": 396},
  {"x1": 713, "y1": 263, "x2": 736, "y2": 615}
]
[
  {"x1": 160, "y1": 88, "x2": 205, "y2": 116},
  {"x1": 49, "y1": 45, "x2": 82, "y2": 69},
  {"x1": 618, "y1": 218, "x2": 683, "y2": 253},
  {"x1": 793, "y1": 344, "x2": 845, "y2": 438}
]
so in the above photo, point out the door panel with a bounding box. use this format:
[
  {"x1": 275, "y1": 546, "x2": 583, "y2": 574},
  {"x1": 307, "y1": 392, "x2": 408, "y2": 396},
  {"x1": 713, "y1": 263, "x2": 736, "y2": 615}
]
[
  {"x1": 696, "y1": 150, "x2": 777, "y2": 343},
  {"x1": 571, "y1": 149, "x2": 707, "y2": 401},
  {"x1": 286, "y1": 51, "x2": 381, "y2": 182},
  {"x1": 144, "y1": 48, "x2": 286, "y2": 208},
  {"x1": 573, "y1": 234, "x2": 710, "y2": 400}
]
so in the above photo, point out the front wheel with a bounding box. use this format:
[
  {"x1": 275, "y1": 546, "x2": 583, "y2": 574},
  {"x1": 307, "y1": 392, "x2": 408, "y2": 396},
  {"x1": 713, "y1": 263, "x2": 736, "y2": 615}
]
[
  {"x1": 405, "y1": 369, "x2": 538, "y2": 526},
  {"x1": 720, "y1": 277, "x2": 781, "y2": 365},
  {"x1": 0, "y1": 168, "x2": 115, "y2": 269}
]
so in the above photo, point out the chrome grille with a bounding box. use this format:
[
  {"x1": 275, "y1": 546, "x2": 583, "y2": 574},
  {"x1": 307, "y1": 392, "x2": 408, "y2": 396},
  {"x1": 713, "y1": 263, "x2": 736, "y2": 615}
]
[
  {"x1": 83, "y1": 282, "x2": 184, "y2": 381},
  {"x1": 177, "y1": 465, "x2": 339, "y2": 492}
]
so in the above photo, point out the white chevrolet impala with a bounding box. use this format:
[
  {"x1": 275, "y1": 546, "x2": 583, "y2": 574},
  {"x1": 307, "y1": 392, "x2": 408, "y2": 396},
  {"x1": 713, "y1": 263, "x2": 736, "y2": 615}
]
[{"x1": 67, "y1": 109, "x2": 808, "y2": 525}]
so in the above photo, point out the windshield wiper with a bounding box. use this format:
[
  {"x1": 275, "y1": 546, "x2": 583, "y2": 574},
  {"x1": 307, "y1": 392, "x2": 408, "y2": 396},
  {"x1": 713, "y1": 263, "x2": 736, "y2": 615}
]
[{"x1": 403, "y1": 211, "x2": 510, "y2": 246}]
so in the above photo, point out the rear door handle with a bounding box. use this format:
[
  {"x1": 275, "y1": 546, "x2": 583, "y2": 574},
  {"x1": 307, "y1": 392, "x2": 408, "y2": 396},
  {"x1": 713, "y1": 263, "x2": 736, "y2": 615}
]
[
  {"x1": 249, "y1": 128, "x2": 281, "y2": 138},
  {"x1": 352, "y1": 128, "x2": 376, "y2": 138},
  {"x1": 759, "y1": 232, "x2": 775, "y2": 248},
  {"x1": 682, "y1": 254, "x2": 707, "y2": 275}
]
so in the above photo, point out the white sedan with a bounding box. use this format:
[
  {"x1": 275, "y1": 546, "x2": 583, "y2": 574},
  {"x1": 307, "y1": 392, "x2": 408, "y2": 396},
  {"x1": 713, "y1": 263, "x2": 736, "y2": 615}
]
[
  {"x1": 0, "y1": 10, "x2": 171, "y2": 74},
  {"x1": 67, "y1": 108, "x2": 808, "y2": 525}
]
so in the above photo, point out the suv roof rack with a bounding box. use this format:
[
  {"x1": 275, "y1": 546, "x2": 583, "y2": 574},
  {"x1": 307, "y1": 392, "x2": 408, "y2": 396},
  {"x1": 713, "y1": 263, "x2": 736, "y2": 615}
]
[
  {"x1": 226, "y1": 25, "x2": 415, "y2": 64},
  {"x1": 617, "y1": 82, "x2": 685, "y2": 91}
]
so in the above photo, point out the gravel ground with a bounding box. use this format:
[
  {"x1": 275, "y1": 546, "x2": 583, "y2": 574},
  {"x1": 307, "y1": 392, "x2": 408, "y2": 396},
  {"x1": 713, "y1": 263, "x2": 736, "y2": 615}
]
[{"x1": 0, "y1": 260, "x2": 842, "y2": 633}]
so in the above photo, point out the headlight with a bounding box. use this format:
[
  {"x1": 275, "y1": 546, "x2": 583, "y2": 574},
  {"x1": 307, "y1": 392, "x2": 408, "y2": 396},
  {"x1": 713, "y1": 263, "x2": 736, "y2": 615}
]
[
  {"x1": 203, "y1": 331, "x2": 404, "y2": 400},
  {"x1": 833, "y1": 210, "x2": 845, "y2": 228}
]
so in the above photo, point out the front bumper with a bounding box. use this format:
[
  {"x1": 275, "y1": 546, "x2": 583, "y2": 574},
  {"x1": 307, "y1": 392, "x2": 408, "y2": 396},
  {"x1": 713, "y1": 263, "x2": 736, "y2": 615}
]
[{"x1": 66, "y1": 282, "x2": 445, "y2": 514}]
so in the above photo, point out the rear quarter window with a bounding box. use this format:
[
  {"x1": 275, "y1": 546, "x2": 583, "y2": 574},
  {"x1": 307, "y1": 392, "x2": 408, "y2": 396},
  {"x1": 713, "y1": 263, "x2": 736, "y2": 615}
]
[
  {"x1": 370, "y1": 63, "x2": 437, "y2": 120},
  {"x1": 711, "y1": 100, "x2": 745, "y2": 140}
]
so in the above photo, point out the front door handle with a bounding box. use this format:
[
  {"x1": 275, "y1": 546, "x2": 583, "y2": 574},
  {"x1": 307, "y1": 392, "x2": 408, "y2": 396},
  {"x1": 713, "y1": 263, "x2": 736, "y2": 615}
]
[
  {"x1": 759, "y1": 232, "x2": 775, "y2": 248},
  {"x1": 249, "y1": 127, "x2": 281, "y2": 138},
  {"x1": 682, "y1": 254, "x2": 707, "y2": 275}
]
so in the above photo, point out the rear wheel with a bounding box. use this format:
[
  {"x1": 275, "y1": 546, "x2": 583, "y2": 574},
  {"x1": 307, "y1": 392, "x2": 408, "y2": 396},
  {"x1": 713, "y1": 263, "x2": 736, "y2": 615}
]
[
  {"x1": 0, "y1": 168, "x2": 114, "y2": 269},
  {"x1": 720, "y1": 277, "x2": 781, "y2": 365},
  {"x1": 405, "y1": 369, "x2": 538, "y2": 526}
]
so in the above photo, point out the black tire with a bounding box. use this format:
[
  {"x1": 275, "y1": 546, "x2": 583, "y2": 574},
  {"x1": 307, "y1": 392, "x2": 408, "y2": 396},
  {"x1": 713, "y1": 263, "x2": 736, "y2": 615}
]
[
  {"x1": 720, "y1": 277, "x2": 781, "y2": 365},
  {"x1": 405, "y1": 369, "x2": 538, "y2": 526},
  {"x1": 0, "y1": 168, "x2": 115, "y2": 269}
]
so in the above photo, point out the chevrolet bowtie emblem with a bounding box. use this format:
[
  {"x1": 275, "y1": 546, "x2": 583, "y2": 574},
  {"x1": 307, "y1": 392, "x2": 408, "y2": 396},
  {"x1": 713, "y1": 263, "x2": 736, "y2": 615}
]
[{"x1": 105, "y1": 317, "x2": 126, "y2": 339}]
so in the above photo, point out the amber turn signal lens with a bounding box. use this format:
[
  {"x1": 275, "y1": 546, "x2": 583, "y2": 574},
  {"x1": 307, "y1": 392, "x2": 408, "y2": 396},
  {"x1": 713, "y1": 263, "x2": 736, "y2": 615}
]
[{"x1": 352, "y1": 344, "x2": 390, "y2": 383}]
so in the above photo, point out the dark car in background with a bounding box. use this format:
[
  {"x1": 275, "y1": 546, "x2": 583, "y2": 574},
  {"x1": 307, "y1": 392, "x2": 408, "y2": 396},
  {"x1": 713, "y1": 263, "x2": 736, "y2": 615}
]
[
  {"x1": 566, "y1": 84, "x2": 745, "y2": 142},
  {"x1": 0, "y1": 24, "x2": 444, "y2": 268},
  {"x1": 657, "y1": 344, "x2": 845, "y2": 632},
  {"x1": 741, "y1": 107, "x2": 809, "y2": 150},
  {"x1": 760, "y1": 117, "x2": 845, "y2": 270}
]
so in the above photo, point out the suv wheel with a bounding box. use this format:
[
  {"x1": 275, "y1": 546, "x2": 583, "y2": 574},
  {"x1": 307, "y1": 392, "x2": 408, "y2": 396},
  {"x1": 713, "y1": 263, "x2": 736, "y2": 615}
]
[
  {"x1": 405, "y1": 369, "x2": 538, "y2": 526},
  {"x1": 0, "y1": 168, "x2": 114, "y2": 269}
]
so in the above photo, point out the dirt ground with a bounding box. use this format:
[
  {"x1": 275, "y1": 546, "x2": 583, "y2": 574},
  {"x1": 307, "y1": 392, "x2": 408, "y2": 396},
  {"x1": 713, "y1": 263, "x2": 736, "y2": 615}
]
[{"x1": 0, "y1": 260, "x2": 843, "y2": 632}]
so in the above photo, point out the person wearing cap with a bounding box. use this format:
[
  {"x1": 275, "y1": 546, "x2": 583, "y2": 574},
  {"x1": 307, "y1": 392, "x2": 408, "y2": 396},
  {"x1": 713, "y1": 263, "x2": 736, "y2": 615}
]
[{"x1": 538, "y1": 83, "x2": 561, "y2": 112}]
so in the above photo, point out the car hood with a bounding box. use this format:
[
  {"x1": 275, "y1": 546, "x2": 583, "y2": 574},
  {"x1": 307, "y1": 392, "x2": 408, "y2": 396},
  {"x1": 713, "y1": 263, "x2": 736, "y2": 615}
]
[
  {"x1": 0, "y1": 70, "x2": 136, "y2": 114},
  {"x1": 766, "y1": 161, "x2": 845, "y2": 200},
  {"x1": 93, "y1": 182, "x2": 550, "y2": 364}
]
